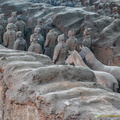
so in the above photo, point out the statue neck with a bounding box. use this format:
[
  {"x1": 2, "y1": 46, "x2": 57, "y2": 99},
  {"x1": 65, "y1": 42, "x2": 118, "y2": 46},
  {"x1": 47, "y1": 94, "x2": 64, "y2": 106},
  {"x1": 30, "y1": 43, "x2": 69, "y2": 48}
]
[{"x1": 73, "y1": 53, "x2": 90, "y2": 69}]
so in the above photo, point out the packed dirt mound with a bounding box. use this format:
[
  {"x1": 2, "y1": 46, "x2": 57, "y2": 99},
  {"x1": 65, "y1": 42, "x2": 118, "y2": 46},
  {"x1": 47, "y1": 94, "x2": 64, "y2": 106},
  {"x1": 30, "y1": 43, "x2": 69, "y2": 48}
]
[
  {"x1": 93, "y1": 19, "x2": 120, "y2": 66},
  {"x1": 52, "y1": 7, "x2": 97, "y2": 35},
  {"x1": 0, "y1": 0, "x2": 120, "y2": 66},
  {"x1": 0, "y1": 45, "x2": 120, "y2": 120}
]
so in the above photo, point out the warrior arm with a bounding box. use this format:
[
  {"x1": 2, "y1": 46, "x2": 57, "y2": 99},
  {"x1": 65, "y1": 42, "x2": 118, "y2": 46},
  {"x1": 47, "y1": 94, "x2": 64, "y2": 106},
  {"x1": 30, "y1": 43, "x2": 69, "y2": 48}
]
[
  {"x1": 3, "y1": 33, "x2": 9, "y2": 47},
  {"x1": 66, "y1": 39, "x2": 70, "y2": 50},
  {"x1": 44, "y1": 34, "x2": 50, "y2": 47},
  {"x1": 53, "y1": 45, "x2": 60, "y2": 63},
  {"x1": 13, "y1": 41, "x2": 19, "y2": 50}
]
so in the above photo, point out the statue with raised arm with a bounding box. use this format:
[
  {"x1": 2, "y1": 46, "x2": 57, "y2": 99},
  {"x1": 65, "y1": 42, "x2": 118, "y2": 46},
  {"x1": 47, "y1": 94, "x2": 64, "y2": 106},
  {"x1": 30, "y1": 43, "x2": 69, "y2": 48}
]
[{"x1": 53, "y1": 34, "x2": 68, "y2": 65}]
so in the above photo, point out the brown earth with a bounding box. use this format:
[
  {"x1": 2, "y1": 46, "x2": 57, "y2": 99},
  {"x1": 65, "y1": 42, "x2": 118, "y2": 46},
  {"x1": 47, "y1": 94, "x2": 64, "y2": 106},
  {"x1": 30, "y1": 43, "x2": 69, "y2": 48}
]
[
  {"x1": 0, "y1": 0, "x2": 120, "y2": 66},
  {"x1": 0, "y1": 45, "x2": 120, "y2": 120}
]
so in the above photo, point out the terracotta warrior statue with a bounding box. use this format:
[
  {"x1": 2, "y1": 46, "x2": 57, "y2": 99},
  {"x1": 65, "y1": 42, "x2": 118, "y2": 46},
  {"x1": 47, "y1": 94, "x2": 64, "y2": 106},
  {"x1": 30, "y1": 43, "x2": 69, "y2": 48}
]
[
  {"x1": 66, "y1": 29, "x2": 79, "y2": 51},
  {"x1": 82, "y1": 28, "x2": 92, "y2": 49},
  {"x1": 8, "y1": 17, "x2": 18, "y2": 32},
  {"x1": 15, "y1": 16, "x2": 26, "y2": 38},
  {"x1": 53, "y1": 34, "x2": 68, "y2": 65},
  {"x1": 111, "y1": 7, "x2": 120, "y2": 19},
  {"x1": 8, "y1": 11, "x2": 17, "y2": 24},
  {"x1": 0, "y1": 13, "x2": 7, "y2": 32},
  {"x1": 28, "y1": 33, "x2": 43, "y2": 54},
  {"x1": 97, "y1": 4, "x2": 105, "y2": 15},
  {"x1": 44, "y1": 29, "x2": 58, "y2": 59},
  {"x1": 104, "y1": 2, "x2": 111, "y2": 16},
  {"x1": 35, "y1": 18, "x2": 47, "y2": 40},
  {"x1": 3, "y1": 23, "x2": 16, "y2": 49},
  {"x1": 90, "y1": 5, "x2": 95, "y2": 12},
  {"x1": 33, "y1": 28, "x2": 44, "y2": 50},
  {"x1": 13, "y1": 31, "x2": 27, "y2": 51}
]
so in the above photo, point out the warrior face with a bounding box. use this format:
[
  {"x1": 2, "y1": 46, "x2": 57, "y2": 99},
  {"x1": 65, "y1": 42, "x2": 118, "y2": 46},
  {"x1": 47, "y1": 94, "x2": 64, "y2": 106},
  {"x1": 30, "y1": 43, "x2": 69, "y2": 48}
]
[
  {"x1": 68, "y1": 30, "x2": 75, "y2": 37},
  {"x1": 16, "y1": 31, "x2": 23, "y2": 39},
  {"x1": 7, "y1": 23, "x2": 13, "y2": 30},
  {"x1": 34, "y1": 28, "x2": 41, "y2": 34},
  {"x1": 12, "y1": 12, "x2": 17, "y2": 17},
  {"x1": 58, "y1": 34, "x2": 65, "y2": 42}
]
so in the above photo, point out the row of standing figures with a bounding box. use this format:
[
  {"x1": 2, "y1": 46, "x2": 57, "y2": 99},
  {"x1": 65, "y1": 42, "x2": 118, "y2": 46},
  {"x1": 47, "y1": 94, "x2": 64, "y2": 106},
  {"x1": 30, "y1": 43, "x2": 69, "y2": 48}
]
[
  {"x1": 1, "y1": 11, "x2": 120, "y2": 94},
  {"x1": 0, "y1": 11, "x2": 92, "y2": 65}
]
